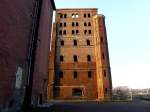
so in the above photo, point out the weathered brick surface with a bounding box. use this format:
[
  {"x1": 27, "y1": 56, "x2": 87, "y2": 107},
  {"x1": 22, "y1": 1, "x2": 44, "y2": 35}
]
[{"x1": 48, "y1": 8, "x2": 112, "y2": 101}]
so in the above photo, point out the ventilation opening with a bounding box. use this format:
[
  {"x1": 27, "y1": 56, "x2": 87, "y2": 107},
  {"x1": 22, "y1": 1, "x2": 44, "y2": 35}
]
[{"x1": 72, "y1": 88, "x2": 82, "y2": 97}]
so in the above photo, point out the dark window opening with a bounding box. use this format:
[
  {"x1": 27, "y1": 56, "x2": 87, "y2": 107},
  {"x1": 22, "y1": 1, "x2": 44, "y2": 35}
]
[
  {"x1": 104, "y1": 70, "x2": 106, "y2": 77},
  {"x1": 76, "y1": 30, "x2": 79, "y2": 34},
  {"x1": 72, "y1": 88, "x2": 82, "y2": 97},
  {"x1": 63, "y1": 30, "x2": 66, "y2": 35},
  {"x1": 88, "y1": 22, "x2": 91, "y2": 26},
  {"x1": 105, "y1": 88, "x2": 108, "y2": 94},
  {"x1": 101, "y1": 36, "x2": 104, "y2": 43},
  {"x1": 60, "y1": 14, "x2": 63, "y2": 18},
  {"x1": 74, "y1": 40, "x2": 77, "y2": 46},
  {"x1": 64, "y1": 23, "x2": 66, "y2": 27},
  {"x1": 88, "y1": 13, "x2": 91, "y2": 17},
  {"x1": 64, "y1": 14, "x2": 67, "y2": 18},
  {"x1": 74, "y1": 71, "x2": 77, "y2": 79},
  {"x1": 102, "y1": 53, "x2": 105, "y2": 59},
  {"x1": 60, "y1": 55, "x2": 64, "y2": 62},
  {"x1": 84, "y1": 22, "x2": 87, "y2": 26},
  {"x1": 59, "y1": 71, "x2": 63, "y2": 78},
  {"x1": 87, "y1": 55, "x2": 91, "y2": 62},
  {"x1": 87, "y1": 40, "x2": 90, "y2": 46},
  {"x1": 60, "y1": 23, "x2": 62, "y2": 27},
  {"x1": 72, "y1": 22, "x2": 74, "y2": 26},
  {"x1": 74, "y1": 55, "x2": 78, "y2": 62},
  {"x1": 60, "y1": 40, "x2": 64, "y2": 46},
  {"x1": 84, "y1": 30, "x2": 87, "y2": 34},
  {"x1": 76, "y1": 22, "x2": 79, "y2": 26},
  {"x1": 59, "y1": 30, "x2": 62, "y2": 35},
  {"x1": 72, "y1": 30, "x2": 75, "y2": 34},
  {"x1": 88, "y1": 71, "x2": 92, "y2": 78},
  {"x1": 89, "y1": 30, "x2": 92, "y2": 34},
  {"x1": 84, "y1": 14, "x2": 86, "y2": 18}
]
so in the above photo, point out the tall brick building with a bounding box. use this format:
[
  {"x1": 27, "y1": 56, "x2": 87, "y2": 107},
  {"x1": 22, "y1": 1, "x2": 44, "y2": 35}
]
[{"x1": 48, "y1": 8, "x2": 112, "y2": 101}]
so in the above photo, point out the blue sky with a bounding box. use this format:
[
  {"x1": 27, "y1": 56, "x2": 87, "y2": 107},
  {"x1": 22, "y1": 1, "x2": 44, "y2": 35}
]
[{"x1": 55, "y1": 0, "x2": 150, "y2": 89}]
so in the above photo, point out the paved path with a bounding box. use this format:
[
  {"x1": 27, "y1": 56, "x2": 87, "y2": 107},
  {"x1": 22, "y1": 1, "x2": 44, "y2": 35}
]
[{"x1": 52, "y1": 101, "x2": 150, "y2": 112}]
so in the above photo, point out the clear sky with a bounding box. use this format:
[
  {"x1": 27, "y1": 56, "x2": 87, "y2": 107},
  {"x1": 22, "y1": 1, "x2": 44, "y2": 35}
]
[{"x1": 54, "y1": 0, "x2": 150, "y2": 89}]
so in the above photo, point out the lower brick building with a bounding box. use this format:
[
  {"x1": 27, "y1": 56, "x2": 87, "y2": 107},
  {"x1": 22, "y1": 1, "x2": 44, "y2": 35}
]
[{"x1": 48, "y1": 8, "x2": 112, "y2": 101}]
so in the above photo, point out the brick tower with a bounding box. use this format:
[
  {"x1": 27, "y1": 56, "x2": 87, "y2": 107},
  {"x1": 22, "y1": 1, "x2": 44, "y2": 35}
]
[{"x1": 48, "y1": 8, "x2": 112, "y2": 101}]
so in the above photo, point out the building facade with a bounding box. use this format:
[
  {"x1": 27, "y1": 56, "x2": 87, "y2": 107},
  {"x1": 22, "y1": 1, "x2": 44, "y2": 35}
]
[
  {"x1": 48, "y1": 8, "x2": 112, "y2": 101},
  {"x1": 0, "y1": 0, "x2": 55, "y2": 107}
]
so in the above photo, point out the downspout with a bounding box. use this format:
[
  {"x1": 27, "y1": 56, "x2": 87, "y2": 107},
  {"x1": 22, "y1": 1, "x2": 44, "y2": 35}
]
[{"x1": 23, "y1": 0, "x2": 43, "y2": 108}]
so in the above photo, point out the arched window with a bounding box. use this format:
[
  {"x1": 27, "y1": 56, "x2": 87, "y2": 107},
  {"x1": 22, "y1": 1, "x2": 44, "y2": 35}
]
[
  {"x1": 88, "y1": 71, "x2": 92, "y2": 78},
  {"x1": 84, "y1": 14, "x2": 86, "y2": 18},
  {"x1": 72, "y1": 30, "x2": 75, "y2": 34},
  {"x1": 64, "y1": 22, "x2": 66, "y2": 27},
  {"x1": 73, "y1": 55, "x2": 77, "y2": 62},
  {"x1": 59, "y1": 71, "x2": 63, "y2": 78},
  {"x1": 60, "y1": 55, "x2": 64, "y2": 62},
  {"x1": 88, "y1": 22, "x2": 91, "y2": 26},
  {"x1": 76, "y1": 22, "x2": 79, "y2": 26},
  {"x1": 76, "y1": 30, "x2": 79, "y2": 34},
  {"x1": 87, "y1": 55, "x2": 91, "y2": 62},
  {"x1": 88, "y1": 13, "x2": 91, "y2": 17},
  {"x1": 73, "y1": 71, "x2": 77, "y2": 79},
  {"x1": 74, "y1": 40, "x2": 77, "y2": 46},
  {"x1": 86, "y1": 40, "x2": 90, "y2": 46},
  {"x1": 64, "y1": 14, "x2": 67, "y2": 18},
  {"x1": 84, "y1": 22, "x2": 87, "y2": 26},
  {"x1": 72, "y1": 22, "x2": 75, "y2": 26},
  {"x1": 84, "y1": 30, "x2": 87, "y2": 34},
  {"x1": 63, "y1": 30, "x2": 66, "y2": 35},
  {"x1": 60, "y1": 40, "x2": 64, "y2": 46},
  {"x1": 89, "y1": 30, "x2": 92, "y2": 34}
]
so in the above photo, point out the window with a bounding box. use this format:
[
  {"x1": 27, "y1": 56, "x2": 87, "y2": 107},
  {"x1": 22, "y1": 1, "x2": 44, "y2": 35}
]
[
  {"x1": 59, "y1": 30, "x2": 62, "y2": 35},
  {"x1": 72, "y1": 88, "x2": 82, "y2": 97},
  {"x1": 72, "y1": 22, "x2": 75, "y2": 26},
  {"x1": 102, "y1": 53, "x2": 105, "y2": 59},
  {"x1": 76, "y1": 30, "x2": 79, "y2": 34},
  {"x1": 76, "y1": 22, "x2": 79, "y2": 26},
  {"x1": 64, "y1": 14, "x2": 67, "y2": 18},
  {"x1": 63, "y1": 30, "x2": 66, "y2": 35},
  {"x1": 60, "y1": 40, "x2": 64, "y2": 46},
  {"x1": 73, "y1": 55, "x2": 78, "y2": 62},
  {"x1": 88, "y1": 71, "x2": 92, "y2": 78},
  {"x1": 105, "y1": 88, "x2": 108, "y2": 94},
  {"x1": 101, "y1": 36, "x2": 104, "y2": 43},
  {"x1": 84, "y1": 14, "x2": 86, "y2": 18},
  {"x1": 87, "y1": 55, "x2": 91, "y2": 62},
  {"x1": 72, "y1": 14, "x2": 75, "y2": 18},
  {"x1": 88, "y1": 13, "x2": 91, "y2": 17},
  {"x1": 74, "y1": 71, "x2": 77, "y2": 79},
  {"x1": 60, "y1": 14, "x2": 63, "y2": 18},
  {"x1": 74, "y1": 40, "x2": 77, "y2": 46},
  {"x1": 84, "y1": 30, "x2": 87, "y2": 34},
  {"x1": 89, "y1": 30, "x2": 92, "y2": 34},
  {"x1": 84, "y1": 22, "x2": 87, "y2": 26},
  {"x1": 60, "y1": 23, "x2": 62, "y2": 27},
  {"x1": 59, "y1": 71, "x2": 63, "y2": 78},
  {"x1": 72, "y1": 30, "x2": 75, "y2": 34},
  {"x1": 60, "y1": 55, "x2": 64, "y2": 62},
  {"x1": 88, "y1": 22, "x2": 91, "y2": 26},
  {"x1": 64, "y1": 22, "x2": 66, "y2": 27},
  {"x1": 104, "y1": 70, "x2": 106, "y2": 77},
  {"x1": 87, "y1": 40, "x2": 90, "y2": 46},
  {"x1": 76, "y1": 14, "x2": 79, "y2": 18}
]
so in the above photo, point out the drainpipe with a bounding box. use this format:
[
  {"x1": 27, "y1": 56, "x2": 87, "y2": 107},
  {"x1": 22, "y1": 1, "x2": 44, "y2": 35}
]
[{"x1": 23, "y1": 0, "x2": 42, "y2": 108}]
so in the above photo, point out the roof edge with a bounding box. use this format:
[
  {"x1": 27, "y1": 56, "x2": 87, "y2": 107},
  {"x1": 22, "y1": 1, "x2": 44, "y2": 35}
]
[{"x1": 51, "y1": 0, "x2": 56, "y2": 10}]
